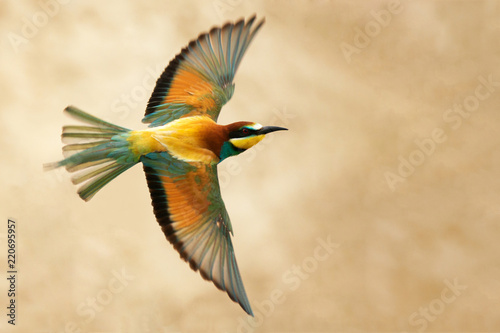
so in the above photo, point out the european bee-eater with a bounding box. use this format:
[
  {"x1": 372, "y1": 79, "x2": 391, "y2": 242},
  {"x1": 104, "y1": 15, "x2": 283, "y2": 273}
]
[{"x1": 45, "y1": 16, "x2": 287, "y2": 316}]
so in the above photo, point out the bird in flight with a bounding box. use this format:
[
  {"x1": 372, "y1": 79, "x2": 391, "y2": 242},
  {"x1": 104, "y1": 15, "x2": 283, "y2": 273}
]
[{"x1": 45, "y1": 15, "x2": 287, "y2": 316}]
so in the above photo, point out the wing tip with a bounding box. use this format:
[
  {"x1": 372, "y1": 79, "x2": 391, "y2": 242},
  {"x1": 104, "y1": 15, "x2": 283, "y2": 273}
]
[
  {"x1": 210, "y1": 14, "x2": 265, "y2": 36},
  {"x1": 198, "y1": 264, "x2": 254, "y2": 316},
  {"x1": 143, "y1": 15, "x2": 265, "y2": 124}
]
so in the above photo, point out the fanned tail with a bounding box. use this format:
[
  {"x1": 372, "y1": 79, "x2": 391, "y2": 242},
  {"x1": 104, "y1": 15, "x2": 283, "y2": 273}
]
[{"x1": 44, "y1": 106, "x2": 138, "y2": 201}]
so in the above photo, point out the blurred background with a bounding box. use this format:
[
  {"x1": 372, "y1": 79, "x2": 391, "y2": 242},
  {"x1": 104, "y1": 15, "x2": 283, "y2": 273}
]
[{"x1": 1, "y1": 0, "x2": 500, "y2": 332}]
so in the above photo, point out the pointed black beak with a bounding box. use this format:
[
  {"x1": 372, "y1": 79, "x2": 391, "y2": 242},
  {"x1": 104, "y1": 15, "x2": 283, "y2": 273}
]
[{"x1": 258, "y1": 126, "x2": 288, "y2": 135}]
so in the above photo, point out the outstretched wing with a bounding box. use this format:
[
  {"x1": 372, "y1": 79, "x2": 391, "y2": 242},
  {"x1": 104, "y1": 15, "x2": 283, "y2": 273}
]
[
  {"x1": 143, "y1": 15, "x2": 264, "y2": 127},
  {"x1": 141, "y1": 152, "x2": 253, "y2": 315}
]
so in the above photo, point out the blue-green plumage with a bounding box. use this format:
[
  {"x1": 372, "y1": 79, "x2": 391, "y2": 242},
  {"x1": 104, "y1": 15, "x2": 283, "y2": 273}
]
[
  {"x1": 44, "y1": 106, "x2": 138, "y2": 201},
  {"x1": 219, "y1": 141, "x2": 245, "y2": 162}
]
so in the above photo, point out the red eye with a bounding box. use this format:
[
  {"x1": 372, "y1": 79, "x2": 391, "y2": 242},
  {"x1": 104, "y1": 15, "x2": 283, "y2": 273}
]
[{"x1": 242, "y1": 128, "x2": 250, "y2": 135}]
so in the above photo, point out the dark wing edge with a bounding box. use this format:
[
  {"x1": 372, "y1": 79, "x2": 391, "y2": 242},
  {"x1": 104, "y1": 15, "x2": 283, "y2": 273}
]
[
  {"x1": 142, "y1": 159, "x2": 253, "y2": 316},
  {"x1": 143, "y1": 15, "x2": 265, "y2": 127}
]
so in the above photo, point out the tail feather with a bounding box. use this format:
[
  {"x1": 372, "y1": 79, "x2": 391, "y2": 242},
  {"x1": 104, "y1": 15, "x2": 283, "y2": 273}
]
[
  {"x1": 62, "y1": 141, "x2": 110, "y2": 157},
  {"x1": 71, "y1": 160, "x2": 116, "y2": 184},
  {"x1": 77, "y1": 163, "x2": 132, "y2": 201},
  {"x1": 63, "y1": 125, "x2": 120, "y2": 133},
  {"x1": 66, "y1": 158, "x2": 111, "y2": 173},
  {"x1": 63, "y1": 131, "x2": 118, "y2": 140},
  {"x1": 64, "y1": 105, "x2": 129, "y2": 131},
  {"x1": 44, "y1": 106, "x2": 137, "y2": 201}
]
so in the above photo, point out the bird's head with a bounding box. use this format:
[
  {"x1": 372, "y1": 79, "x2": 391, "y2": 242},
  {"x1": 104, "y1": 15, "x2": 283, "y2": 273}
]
[{"x1": 219, "y1": 122, "x2": 287, "y2": 161}]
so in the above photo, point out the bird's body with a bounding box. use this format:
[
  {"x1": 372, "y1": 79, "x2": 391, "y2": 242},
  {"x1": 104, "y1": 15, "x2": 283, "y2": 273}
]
[
  {"x1": 128, "y1": 116, "x2": 263, "y2": 164},
  {"x1": 128, "y1": 116, "x2": 226, "y2": 163},
  {"x1": 45, "y1": 16, "x2": 286, "y2": 316}
]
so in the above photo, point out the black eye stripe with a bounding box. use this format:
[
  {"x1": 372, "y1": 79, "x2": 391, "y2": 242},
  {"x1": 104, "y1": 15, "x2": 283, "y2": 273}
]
[{"x1": 229, "y1": 127, "x2": 257, "y2": 139}]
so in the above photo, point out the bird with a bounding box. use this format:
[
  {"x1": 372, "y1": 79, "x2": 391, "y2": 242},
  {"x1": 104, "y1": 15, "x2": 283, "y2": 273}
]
[{"x1": 44, "y1": 15, "x2": 287, "y2": 316}]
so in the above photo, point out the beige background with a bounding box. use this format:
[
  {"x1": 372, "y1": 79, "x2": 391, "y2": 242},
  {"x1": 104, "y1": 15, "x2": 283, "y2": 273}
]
[{"x1": 1, "y1": 0, "x2": 500, "y2": 332}]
